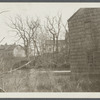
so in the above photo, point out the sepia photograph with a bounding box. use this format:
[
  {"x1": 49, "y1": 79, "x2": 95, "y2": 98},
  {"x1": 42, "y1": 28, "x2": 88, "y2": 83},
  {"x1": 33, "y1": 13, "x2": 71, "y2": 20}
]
[{"x1": 0, "y1": 3, "x2": 100, "y2": 95}]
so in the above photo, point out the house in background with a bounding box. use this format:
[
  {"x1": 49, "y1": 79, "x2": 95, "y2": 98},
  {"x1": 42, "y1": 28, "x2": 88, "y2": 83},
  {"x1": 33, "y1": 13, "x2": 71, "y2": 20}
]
[
  {"x1": 0, "y1": 43, "x2": 26, "y2": 57},
  {"x1": 45, "y1": 40, "x2": 66, "y2": 53},
  {"x1": 13, "y1": 45, "x2": 26, "y2": 57},
  {"x1": 0, "y1": 43, "x2": 16, "y2": 57},
  {"x1": 68, "y1": 8, "x2": 100, "y2": 75}
]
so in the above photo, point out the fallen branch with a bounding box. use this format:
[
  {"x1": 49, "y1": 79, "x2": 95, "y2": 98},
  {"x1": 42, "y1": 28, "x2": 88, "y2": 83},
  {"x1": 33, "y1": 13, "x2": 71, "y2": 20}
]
[
  {"x1": 0, "y1": 87, "x2": 6, "y2": 92},
  {"x1": 0, "y1": 60, "x2": 32, "y2": 77}
]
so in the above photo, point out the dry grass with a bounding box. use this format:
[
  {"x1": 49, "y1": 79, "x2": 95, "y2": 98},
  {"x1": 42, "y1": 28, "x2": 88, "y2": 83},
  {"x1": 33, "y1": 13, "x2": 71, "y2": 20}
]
[
  {"x1": 0, "y1": 69, "x2": 96, "y2": 92},
  {"x1": 0, "y1": 55, "x2": 99, "y2": 92}
]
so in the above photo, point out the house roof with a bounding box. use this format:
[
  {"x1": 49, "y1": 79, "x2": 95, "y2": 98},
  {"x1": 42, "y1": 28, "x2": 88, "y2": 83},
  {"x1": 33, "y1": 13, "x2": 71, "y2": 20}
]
[
  {"x1": 68, "y1": 8, "x2": 85, "y2": 22},
  {"x1": 0, "y1": 44, "x2": 16, "y2": 51},
  {"x1": 68, "y1": 8, "x2": 100, "y2": 22},
  {"x1": 45, "y1": 40, "x2": 65, "y2": 45}
]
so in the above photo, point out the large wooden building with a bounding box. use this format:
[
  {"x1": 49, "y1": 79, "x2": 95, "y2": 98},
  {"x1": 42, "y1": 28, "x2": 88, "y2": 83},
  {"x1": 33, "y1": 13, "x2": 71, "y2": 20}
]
[{"x1": 68, "y1": 8, "x2": 100, "y2": 74}]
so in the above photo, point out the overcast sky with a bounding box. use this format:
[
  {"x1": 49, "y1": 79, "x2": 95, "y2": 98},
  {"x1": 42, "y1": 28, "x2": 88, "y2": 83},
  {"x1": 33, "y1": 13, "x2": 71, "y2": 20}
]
[{"x1": 0, "y1": 3, "x2": 100, "y2": 44}]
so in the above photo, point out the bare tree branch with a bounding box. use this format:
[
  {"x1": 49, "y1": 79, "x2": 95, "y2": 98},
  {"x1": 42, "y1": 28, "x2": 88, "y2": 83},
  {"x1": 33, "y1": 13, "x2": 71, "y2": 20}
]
[
  {"x1": 0, "y1": 37, "x2": 5, "y2": 43},
  {"x1": 0, "y1": 10, "x2": 9, "y2": 15},
  {"x1": 8, "y1": 15, "x2": 40, "y2": 58},
  {"x1": 45, "y1": 14, "x2": 62, "y2": 55}
]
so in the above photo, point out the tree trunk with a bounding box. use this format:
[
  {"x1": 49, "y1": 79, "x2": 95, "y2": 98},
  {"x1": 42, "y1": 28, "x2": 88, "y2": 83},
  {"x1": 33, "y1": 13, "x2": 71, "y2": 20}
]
[
  {"x1": 24, "y1": 46, "x2": 30, "y2": 60},
  {"x1": 53, "y1": 34, "x2": 55, "y2": 60},
  {"x1": 56, "y1": 36, "x2": 58, "y2": 54},
  {"x1": 56, "y1": 36, "x2": 58, "y2": 64}
]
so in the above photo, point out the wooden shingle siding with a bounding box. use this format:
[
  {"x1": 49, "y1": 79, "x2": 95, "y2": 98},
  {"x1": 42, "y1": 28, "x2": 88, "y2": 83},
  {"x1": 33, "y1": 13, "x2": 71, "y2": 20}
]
[{"x1": 68, "y1": 8, "x2": 100, "y2": 74}]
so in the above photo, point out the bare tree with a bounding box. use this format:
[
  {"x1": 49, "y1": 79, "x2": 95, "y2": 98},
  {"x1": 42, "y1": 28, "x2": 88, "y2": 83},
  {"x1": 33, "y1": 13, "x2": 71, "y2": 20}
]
[
  {"x1": 38, "y1": 26, "x2": 49, "y2": 54},
  {"x1": 62, "y1": 22, "x2": 70, "y2": 63},
  {"x1": 45, "y1": 14, "x2": 62, "y2": 61},
  {"x1": 8, "y1": 16, "x2": 40, "y2": 59}
]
